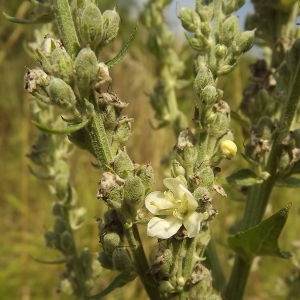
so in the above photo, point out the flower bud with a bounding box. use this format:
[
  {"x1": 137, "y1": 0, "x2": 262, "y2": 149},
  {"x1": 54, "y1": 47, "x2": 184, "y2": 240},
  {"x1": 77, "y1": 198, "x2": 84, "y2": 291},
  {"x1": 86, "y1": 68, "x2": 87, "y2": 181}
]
[
  {"x1": 112, "y1": 117, "x2": 132, "y2": 148},
  {"x1": 220, "y1": 140, "x2": 237, "y2": 159},
  {"x1": 102, "y1": 232, "x2": 121, "y2": 256},
  {"x1": 193, "y1": 186, "x2": 210, "y2": 201},
  {"x1": 194, "y1": 64, "x2": 214, "y2": 95},
  {"x1": 52, "y1": 202, "x2": 64, "y2": 217},
  {"x1": 233, "y1": 30, "x2": 255, "y2": 54},
  {"x1": 179, "y1": 7, "x2": 201, "y2": 33},
  {"x1": 217, "y1": 64, "x2": 235, "y2": 76},
  {"x1": 98, "y1": 251, "x2": 113, "y2": 269},
  {"x1": 159, "y1": 280, "x2": 176, "y2": 293},
  {"x1": 74, "y1": 47, "x2": 99, "y2": 91},
  {"x1": 54, "y1": 217, "x2": 68, "y2": 235},
  {"x1": 209, "y1": 112, "x2": 230, "y2": 137},
  {"x1": 44, "y1": 231, "x2": 60, "y2": 249},
  {"x1": 186, "y1": 36, "x2": 207, "y2": 52},
  {"x1": 215, "y1": 44, "x2": 228, "y2": 58},
  {"x1": 195, "y1": 2, "x2": 213, "y2": 21},
  {"x1": 112, "y1": 247, "x2": 134, "y2": 272},
  {"x1": 158, "y1": 249, "x2": 173, "y2": 277},
  {"x1": 220, "y1": 15, "x2": 239, "y2": 46},
  {"x1": 198, "y1": 167, "x2": 214, "y2": 188},
  {"x1": 124, "y1": 175, "x2": 145, "y2": 205},
  {"x1": 101, "y1": 9, "x2": 120, "y2": 45},
  {"x1": 40, "y1": 36, "x2": 63, "y2": 57},
  {"x1": 48, "y1": 78, "x2": 76, "y2": 110},
  {"x1": 112, "y1": 149, "x2": 134, "y2": 178},
  {"x1": 137, "y1": 164, "x2": 155, "y2": 191},
  {"x1": 200, "y1": 22, "x2": 210, "y2": 37},
  {"x1": 49, "y1": 47, "x2": 73, "y2": 83},
  {"x1": 60, "y1": 231, "x2": 74, "y2": 253},
  {"x1": 78, "y1": 1, "x2": 103, "y2": 48},
  {"x1": 200, "y1": 85, "x2": 219, "y2": 105},
  {"x1": 59, "y1": 278, "x2": 73, "y2": 295},
  {"x1": 171, "y1": 160, "x2": 186, "y2": 177}
]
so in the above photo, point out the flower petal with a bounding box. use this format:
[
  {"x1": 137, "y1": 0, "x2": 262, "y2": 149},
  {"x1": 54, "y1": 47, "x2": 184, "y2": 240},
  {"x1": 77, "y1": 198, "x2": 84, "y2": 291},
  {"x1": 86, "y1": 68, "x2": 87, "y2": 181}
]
[
  {"x1": 163, "y1": 178, "x2": 183, "y2": 198},
  {"x1": 145, "y1": 191, "x2": 175, "y2": 215},
  {"x1": 147, "y1": 216, "x2": 182, "y2": 239},
  {"x1": 163, "y1": 178, "x2": 198, "y2": 211},
  {"x1": 183, "y1": 212, "x2": 204, "y2": 238}
]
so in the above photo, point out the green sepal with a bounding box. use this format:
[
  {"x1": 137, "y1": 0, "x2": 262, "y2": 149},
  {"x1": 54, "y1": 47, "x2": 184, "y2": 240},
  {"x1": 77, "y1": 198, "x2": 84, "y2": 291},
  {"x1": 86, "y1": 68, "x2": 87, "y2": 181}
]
[
  {"x1": 228, "y1": 204, "x2": 292, "y2": 260},
  {"x1": 226, "y1": 169, "x2": 263, "y2": 186},
  {"x1": 2, "y1": 11, "x2": 53, "y2": 24},
  {"x1": 276, "y1": 176, "x2": 300, "y2": 188},
  {"x1": 88, "y1": 271, "x2": 136, "y2": 299},
  {"x1": 32, "y1": 117, "x2": 90, "y2": 134},
  {"x1": 105, "y1": 24, "x2": 138, "y2": 68}
]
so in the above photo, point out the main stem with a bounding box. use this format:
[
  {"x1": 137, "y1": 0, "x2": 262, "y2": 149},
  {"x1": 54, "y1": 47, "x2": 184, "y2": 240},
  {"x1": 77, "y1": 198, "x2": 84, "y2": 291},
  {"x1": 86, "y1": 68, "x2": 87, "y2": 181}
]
[
  {"x1": 224, "y1": 47, "x2": 300, "y2": 300},
  {"x1": 125, "y1": 224, "x2": 161, "y2": 300}
]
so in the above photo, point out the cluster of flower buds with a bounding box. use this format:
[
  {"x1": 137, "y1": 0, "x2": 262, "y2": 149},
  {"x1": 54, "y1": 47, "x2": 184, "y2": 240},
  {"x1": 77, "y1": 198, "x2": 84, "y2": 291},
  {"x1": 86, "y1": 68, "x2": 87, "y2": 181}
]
[
  {"x1": 74, "y1": 1, "x2": 120, "y2": 50},
  {"x1": 277, "y1": 129, "x2": 300, "y2": 176},
  {"x1": 179, "y1": 0, "x2": 254, "y2": 77},
  {"x1": 97, "y1": 210, "x2": 135, "y2": 276},
  {"x1": 97, "y1": 149, "x2": 154, "y2": 211}
]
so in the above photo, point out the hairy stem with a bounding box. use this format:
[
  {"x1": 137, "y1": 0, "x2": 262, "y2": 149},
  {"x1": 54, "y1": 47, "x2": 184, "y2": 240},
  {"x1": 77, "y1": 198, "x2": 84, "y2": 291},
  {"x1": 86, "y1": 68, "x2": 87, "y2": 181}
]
[
  {"x1": 125, "y1": 224, "x2": 161, "y2": 300},
  {"x1": 53, "y1": 0, "x2": 79, "y2": 57}
]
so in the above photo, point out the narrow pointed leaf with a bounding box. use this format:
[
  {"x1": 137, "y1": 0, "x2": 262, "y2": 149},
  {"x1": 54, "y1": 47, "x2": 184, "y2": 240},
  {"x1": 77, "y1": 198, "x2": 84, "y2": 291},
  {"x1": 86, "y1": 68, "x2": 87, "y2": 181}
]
[
  {"x1": 105, "y1": 24, "x2": 138, "y2": 68},
  {"x1": 276, "y1": 176, "x2": 300, "y2": 188},
  {"x1": 88, "y1": 272, "x2": 136, "y2": 299},
  {"x1": 32, "y1": 118, "x2": 90, "y2": 134},
  {"x1": 226, "y1": 169, "x2": 263, "y2": 186},
  {"x1": 228, "y1": 204, "x2": 292, "y2": 260},
  {"x1": 2, "y1": 11, "x2": 53, "y2": 24},
  {"x1": 32, "y1": 256, "x2": 66, "y2": 264}
]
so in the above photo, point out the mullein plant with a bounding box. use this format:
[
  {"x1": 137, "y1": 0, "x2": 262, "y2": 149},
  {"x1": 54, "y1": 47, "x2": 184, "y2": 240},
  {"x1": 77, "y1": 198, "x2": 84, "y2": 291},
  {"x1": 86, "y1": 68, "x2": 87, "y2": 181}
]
[{"x1": 5, "y1": 0, "x2": 300, "y2": 299}]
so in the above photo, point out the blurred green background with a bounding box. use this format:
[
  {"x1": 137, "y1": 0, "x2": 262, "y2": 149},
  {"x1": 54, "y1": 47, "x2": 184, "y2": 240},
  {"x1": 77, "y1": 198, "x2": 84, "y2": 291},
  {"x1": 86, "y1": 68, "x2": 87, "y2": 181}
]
[{"x1": 1, "y1": 1, "x2": 300, "y2": 299}]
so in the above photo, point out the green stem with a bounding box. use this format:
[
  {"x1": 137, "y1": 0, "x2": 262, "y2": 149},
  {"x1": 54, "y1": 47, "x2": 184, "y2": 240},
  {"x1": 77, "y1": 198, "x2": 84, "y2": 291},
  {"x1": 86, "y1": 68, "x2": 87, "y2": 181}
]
[
  {"x1": 224, "y1": 256, "x2": 252, "y2": 300},
  {"x1": 205, "y1": 239, "x2": 226, "y2": 292},
  {"x1": 179, "y1": 238, "x2": 197, "y2": 300},
  {"x1": 125, "y1": 224, "x2": 161, "y2": 300},
  {"x1": 224, "y1": 43, "x2": 300, "y2": 300},
  {"x1": 53, "y1": 0, "x2": 80, "y2": 57}
]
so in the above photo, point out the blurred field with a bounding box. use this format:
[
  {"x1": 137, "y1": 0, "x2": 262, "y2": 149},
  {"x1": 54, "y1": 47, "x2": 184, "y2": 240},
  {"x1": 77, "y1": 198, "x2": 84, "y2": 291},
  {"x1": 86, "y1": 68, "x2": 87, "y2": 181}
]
[{"x1": 1, "y1": 1, "x2": 300, "y2": 300}]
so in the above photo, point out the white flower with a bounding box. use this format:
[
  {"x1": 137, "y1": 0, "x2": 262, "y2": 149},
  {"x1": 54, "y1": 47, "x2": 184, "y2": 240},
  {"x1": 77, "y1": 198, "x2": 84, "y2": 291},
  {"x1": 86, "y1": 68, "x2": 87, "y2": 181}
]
[{"x1": 145, "y1": 178, "x2": 204, "y2": 239}]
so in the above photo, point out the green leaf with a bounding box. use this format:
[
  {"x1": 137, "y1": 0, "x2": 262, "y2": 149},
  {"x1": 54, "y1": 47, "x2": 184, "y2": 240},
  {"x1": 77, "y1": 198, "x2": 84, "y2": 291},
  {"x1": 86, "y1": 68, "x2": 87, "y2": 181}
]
[
  {"x1": 2, "y1": 11, "x2": 53, "y2": 24},
  {"x1": 88, "y1": 271, "x2": 136, "y2": 299},
  {"x1": 228, "y1": 204, "x2": 292, "y2": 260},
  {"x1": 105, "y1": 24, "x2": 138, "y2": 68},
  {"x1": 31, "y1": 256, "x2": 66, "y2": 264},
  {"x1": 226, "y1": 169, "x2": 263, "y2": 186},
  {"x1": 32, "y1": 118, "x2": 90, "y2": 134},
  {"x1": 276, "y1": 176, "x2": 300, "y2": 188}
]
